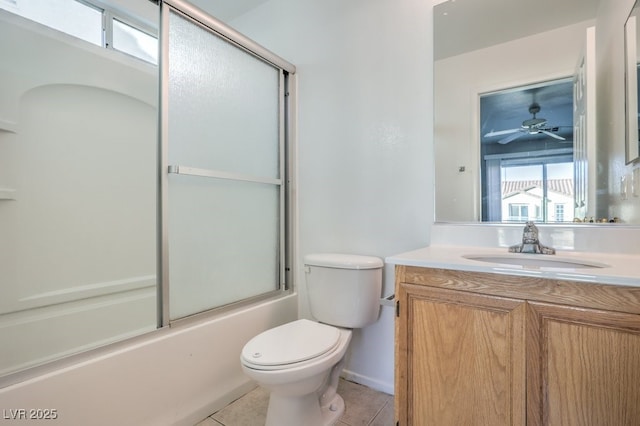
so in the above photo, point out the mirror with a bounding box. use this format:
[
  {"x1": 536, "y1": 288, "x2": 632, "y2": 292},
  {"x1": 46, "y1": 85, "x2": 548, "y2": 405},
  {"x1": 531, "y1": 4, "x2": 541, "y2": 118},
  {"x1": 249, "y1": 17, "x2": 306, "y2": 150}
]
[
  {"x1": 625, "y1": 0, "x2": 640, "y2": 164},
  {"x1": 434, "y1": 0, "x2": 604, "y2": 223}
]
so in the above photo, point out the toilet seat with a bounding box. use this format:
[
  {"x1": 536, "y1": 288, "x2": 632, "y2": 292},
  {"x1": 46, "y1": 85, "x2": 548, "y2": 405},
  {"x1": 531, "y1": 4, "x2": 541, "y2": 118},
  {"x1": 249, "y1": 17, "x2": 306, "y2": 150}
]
[{"x1": 241, "y1": 319, "x2": 341, "y2": 370}]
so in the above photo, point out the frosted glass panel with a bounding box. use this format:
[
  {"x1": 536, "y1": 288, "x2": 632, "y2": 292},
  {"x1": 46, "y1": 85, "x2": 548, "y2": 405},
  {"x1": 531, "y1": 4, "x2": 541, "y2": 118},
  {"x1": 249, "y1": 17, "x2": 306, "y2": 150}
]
[
  {"x1": 168, "y1": 175, "x2": 279, "y2": 320},
  {"x1": 168, "y1": 10, "x2": 280, "y2": 179},
  {"x1": 167, "y1": 8, "x2": 285, "y2": 320}
]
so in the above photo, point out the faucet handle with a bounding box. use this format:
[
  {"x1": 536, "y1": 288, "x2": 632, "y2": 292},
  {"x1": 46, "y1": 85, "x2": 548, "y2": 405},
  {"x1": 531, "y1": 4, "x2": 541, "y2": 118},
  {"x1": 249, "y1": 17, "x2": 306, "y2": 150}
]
[
  {"x1": 513, "y1": 221, "x2": 556, "y2": 255},
  {"x1": 522, "y1": 221, "x2": 539, "y2": 244}
]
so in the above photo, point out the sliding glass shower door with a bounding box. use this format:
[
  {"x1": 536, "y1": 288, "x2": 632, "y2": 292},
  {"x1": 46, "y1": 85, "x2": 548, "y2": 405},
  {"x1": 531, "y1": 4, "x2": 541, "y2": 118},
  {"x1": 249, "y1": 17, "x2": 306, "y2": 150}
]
[{"x1": 162, "y1": 2, "x2": 293, "y2": 321}]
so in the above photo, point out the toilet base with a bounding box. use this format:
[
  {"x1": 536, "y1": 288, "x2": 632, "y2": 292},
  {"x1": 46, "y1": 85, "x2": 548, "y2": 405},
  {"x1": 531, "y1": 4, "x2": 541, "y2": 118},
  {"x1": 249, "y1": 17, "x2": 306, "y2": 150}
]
[
  {"x1": 322, "y1": 393, "x2": 345, "y2": 425},
  {"x1": 265, "y1": 392, "x2": 345, "y2": 426}
]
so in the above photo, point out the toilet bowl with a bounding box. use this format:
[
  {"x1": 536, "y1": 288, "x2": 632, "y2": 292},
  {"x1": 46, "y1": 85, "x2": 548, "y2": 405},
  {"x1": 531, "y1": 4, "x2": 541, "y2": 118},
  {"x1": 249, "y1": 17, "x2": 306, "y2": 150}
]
[
  {"x1": 240, "y1": 253, "x2": 383, "y2": 426},
  {"x1": 241, "y1": 319, "x2": 352, "y2": 426}
]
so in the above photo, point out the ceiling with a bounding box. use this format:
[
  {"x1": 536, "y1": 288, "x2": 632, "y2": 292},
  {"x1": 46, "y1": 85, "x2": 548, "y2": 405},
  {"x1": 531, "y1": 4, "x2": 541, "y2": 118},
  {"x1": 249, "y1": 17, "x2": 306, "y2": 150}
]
[
  {"x1": 189, "y1": 0, "x2": 270, "y2": 22},
  {"x1": 435, "y1": 0, "x2": 600, "y2": 60},
  {"x1": 480, "y1": 79, "x2": 574, "y2": 146},
  {"x1": 199, "y1": 0, "x2": 600, "y2": 48}
]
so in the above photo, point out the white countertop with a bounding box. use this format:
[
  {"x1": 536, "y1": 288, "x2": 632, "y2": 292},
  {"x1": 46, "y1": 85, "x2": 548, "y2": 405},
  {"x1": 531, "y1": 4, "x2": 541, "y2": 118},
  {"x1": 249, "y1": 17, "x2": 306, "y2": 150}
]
[{"x1": 385, "y1": 245, "x2": 640, "y2": 287}]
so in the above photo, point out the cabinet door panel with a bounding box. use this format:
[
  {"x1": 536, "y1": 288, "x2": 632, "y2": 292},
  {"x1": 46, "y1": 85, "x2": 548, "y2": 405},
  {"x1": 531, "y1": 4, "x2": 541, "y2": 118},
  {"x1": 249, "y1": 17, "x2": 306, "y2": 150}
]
[
  {"x1": 528, "y1": 302, "x2": 640, "y2": 426},
  {"x1": 396, "y1": 283, "x2": 526, "y2": 426}
]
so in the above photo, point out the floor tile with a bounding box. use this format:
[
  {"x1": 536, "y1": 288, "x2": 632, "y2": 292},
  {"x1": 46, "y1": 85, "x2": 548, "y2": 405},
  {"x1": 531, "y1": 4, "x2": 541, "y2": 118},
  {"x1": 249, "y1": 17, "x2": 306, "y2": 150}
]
[
  {"x1": 195, "y1": 418, "x2": 223, "y2": 426},
  {"x1": 211, "y1": 386, "x2": 269, "y2": 426},
  {"x1": 336, "y1": 380, "x2": 392, "y2": 426},
  {"x1": 206, "y1": 378, "x2": 393, "y2": 426},
  {"x1": 369, "y1": 400, "x2": 394, "y2": 426}
]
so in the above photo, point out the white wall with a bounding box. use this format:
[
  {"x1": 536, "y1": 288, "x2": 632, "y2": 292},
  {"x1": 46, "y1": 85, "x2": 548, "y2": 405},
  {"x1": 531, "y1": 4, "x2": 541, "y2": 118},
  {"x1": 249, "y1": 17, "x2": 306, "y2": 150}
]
[
  {"x1": 229, "y1": 0, "x2": 434, "y2": 394},
  {"x1": 434, "y1": 20, "x2": 595, "y2": 222},
  {"x1": 595, "y1": 0, "x2": 640, "y2": 223}
]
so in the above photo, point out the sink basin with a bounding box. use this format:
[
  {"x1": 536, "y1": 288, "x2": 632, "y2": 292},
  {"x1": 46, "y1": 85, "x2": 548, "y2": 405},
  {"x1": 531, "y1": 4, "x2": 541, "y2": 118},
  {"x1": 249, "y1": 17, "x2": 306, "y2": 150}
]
[{"x1": 463, "y1": 254, "x2": 609, "y2": 270}]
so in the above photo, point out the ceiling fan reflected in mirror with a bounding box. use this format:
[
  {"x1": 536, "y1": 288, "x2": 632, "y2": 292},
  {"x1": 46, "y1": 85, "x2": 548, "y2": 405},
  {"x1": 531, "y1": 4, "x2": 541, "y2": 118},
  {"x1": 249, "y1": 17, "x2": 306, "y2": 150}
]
[{"x1": 484, "y1": 103, "x2": 568, "y2": 144}]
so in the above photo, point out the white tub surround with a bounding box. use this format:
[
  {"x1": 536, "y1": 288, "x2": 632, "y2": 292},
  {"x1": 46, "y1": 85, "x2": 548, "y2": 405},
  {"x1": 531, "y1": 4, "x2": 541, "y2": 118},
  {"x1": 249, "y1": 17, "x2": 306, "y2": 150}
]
[
  {"x1": 386, "y1": 245, "x2": 640, "y2": 287},
  {"x1": 0, "y1": 295, "x2": 298, "y2": 426}
]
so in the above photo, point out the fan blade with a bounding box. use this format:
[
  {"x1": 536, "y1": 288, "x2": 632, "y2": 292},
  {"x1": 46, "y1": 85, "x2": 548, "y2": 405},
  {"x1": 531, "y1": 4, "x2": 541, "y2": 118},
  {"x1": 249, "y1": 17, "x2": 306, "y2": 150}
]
[
  {"x1": 484, "y1": 128, "x2": 521, "y2": 137},
  {"x1": 540, "y1": 130, "x2": 566, "y2": 140},
  {"x1": 498, "y1": 131, "x2": 525, "y2": 144}
]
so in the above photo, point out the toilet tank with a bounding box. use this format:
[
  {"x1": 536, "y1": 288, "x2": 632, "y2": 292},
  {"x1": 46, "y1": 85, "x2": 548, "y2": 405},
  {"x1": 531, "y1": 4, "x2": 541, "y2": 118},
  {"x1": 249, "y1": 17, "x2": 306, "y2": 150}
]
[{"x1": 304, "y1": 253, "x2": 383, "y2": 328}]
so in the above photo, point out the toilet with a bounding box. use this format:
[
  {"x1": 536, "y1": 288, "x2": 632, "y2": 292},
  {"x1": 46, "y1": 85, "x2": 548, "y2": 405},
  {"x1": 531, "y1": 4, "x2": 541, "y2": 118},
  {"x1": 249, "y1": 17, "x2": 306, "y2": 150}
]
[{"x1": 240, "y1": 253, "x2": 383, "y2": 426}]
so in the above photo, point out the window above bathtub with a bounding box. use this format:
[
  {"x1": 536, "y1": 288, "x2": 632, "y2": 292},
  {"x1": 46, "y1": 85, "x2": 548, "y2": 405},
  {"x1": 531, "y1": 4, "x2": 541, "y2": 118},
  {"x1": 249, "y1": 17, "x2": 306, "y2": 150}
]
[{"x1": 0, "y1": 0, "x2": 158, "y2": 64}]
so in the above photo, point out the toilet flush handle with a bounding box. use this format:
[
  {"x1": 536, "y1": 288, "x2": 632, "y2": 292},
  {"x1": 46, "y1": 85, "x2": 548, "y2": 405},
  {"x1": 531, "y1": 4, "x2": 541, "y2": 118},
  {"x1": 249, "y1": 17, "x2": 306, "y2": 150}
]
[{"x1": 380, "y1": 293, "x2": 395, "y2": 307}]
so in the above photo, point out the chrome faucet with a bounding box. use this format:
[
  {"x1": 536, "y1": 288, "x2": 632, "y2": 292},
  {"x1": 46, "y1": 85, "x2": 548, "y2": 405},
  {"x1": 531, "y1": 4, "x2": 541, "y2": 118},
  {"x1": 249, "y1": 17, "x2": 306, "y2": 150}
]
[{"x1": 508, "y1": 221, "x2": 555, "y2": 255}]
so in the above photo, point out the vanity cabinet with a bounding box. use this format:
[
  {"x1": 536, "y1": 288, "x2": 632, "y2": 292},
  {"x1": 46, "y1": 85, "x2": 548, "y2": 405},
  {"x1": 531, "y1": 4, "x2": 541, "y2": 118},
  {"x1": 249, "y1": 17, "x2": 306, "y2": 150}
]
[{"x1": 394, "y1": 266, "x2": 640, "y2": 426}]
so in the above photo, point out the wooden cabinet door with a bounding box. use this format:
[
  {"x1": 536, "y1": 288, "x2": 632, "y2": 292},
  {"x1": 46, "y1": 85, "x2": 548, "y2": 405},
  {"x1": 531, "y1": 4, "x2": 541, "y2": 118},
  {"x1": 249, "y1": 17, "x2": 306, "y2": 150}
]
[
  {"x1": 527, "y1": 302, "x2": 640, "y2": 426},
  {"x1": 396, "y1": 283, "x2": 526, "y2": 426}
]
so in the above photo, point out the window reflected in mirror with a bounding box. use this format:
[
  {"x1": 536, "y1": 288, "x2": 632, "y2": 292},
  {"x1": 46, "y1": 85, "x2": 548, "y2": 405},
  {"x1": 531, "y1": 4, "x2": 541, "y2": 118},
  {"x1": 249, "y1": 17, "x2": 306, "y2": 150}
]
[{"x1": 479, "y1": 79, "x2": 575, "y2": 222}]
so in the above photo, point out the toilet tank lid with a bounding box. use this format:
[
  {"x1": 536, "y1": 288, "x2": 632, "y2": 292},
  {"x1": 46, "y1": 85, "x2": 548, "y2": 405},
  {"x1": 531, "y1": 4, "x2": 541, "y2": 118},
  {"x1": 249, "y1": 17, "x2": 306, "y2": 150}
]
[{"x1": 304, "y1": 253, "x2": 383, "y2": 270}]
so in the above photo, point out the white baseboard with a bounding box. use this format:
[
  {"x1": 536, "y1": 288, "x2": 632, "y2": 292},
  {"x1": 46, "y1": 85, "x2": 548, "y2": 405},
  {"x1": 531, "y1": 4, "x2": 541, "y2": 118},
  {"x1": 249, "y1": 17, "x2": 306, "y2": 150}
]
[{"x1": 341, "y1": 369, "x2": 394, "y2": 396}]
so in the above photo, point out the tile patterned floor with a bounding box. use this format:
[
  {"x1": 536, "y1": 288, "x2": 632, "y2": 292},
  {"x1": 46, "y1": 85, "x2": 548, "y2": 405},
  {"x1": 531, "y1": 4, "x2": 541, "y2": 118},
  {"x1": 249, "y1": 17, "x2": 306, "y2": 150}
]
[{"x1": 195, "y1": 378, "x2": 394, "y2": 426}]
